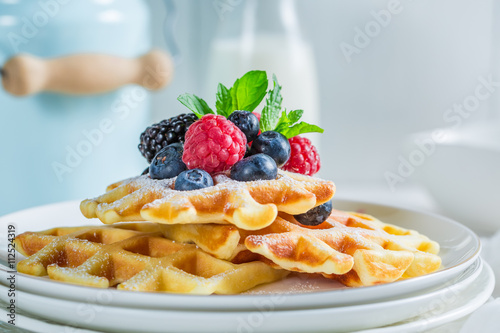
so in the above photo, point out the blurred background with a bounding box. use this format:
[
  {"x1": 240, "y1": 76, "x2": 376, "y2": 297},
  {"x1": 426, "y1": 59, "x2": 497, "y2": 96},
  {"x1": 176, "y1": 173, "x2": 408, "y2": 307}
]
[{"x1": 1, "y1": 0, "x2": 499, "y2": 235}]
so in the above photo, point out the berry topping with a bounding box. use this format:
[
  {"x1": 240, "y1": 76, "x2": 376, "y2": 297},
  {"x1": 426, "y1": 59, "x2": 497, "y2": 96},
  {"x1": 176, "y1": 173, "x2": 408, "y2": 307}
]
[
  {"x1": 182, "y1": 114, "x2": 247, "y2": 173},
  {"x1": 149, "y1": 143, "x2": 187, "y2": 180},
  {"x1": 174, "y1": 169, "x2": 214, "y2": 191},
  {"x1": 228, "y1": 110, "x2": 260, "y2": 142},
  {"x1": 251, "y1": 111, "x2": 262, "y2": 140},
  {"x1": 294, "y1": 201, "x2": 333, "y2": 226},
  {"x1": 138, "y1": 113, "x2": 198, "y2": 162},
  {"x1": 282, "y1": 136, "x2": 321, "y2": 176},
  {"x1": 244, "y1": 144, "x2": 253, "y2": 158},
  {"x1": 249, "y1": 131, "x2": 291, "y2": 168},
  {"x1": 252, "y1": 111, "x2": 261, "y2": 122},
  {"x1": 230, "y1": 154, "x2": 278, "y2": 182}
]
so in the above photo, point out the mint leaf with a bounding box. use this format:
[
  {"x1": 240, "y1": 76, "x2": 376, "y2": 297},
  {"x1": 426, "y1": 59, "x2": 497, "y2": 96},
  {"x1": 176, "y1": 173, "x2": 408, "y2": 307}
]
[
  {"x1": 272, "y1": 109, "x2": 323, "y2": 138},
  {"x1": 215, "y1": 83, "x2": 232, "y2": 117},
  {"x1": 274, "y1": 111, "x2": 291, "y2": 133},
  {"x1": 260, "y1": 74, "x2": 283, "y2": 132},
  {"x1": 178, "y1": 93, "x2": 214, "y2": 118},
  {"x1": 280, "y1": 122, "x2": 324, "y2": 139},
  {"x1": 287, "y1": 109, "x2": 303, "y2": 124},
  {"x1": 230, "y1": 79, "x2": 239, "y2": 111},
  {"x1": 230, "y1": 70, "x2": 268, "y2": 112}
]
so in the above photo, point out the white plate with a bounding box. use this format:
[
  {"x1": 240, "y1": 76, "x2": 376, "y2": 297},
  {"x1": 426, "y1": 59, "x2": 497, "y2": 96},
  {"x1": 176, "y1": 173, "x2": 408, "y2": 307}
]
[
  {"x1": 0, "y1": 260, "x2": 493, "y2": 333},
  {"x1": 0, "y1": 199, "x2": 481, "y2": 311},
  {"x1": 0, "y1": 311, "x2": 99, "y2": 333},
  {"x1": 353, "y1": 260, "x2": 495, "y2": 333},
  {"x1": 0, "y1": 260, "x2": 492, "y2": 333}
]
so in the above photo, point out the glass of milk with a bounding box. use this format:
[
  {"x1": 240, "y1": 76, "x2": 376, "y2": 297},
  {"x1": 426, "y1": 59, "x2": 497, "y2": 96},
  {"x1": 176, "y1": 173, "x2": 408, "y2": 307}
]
[{"x1": 205, "y1": 0, "x2": 321, "y2": 150}]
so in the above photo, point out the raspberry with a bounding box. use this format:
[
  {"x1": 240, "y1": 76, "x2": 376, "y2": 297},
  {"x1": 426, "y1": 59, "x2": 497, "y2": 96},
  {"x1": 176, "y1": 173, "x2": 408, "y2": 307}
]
[
  {"x1": 182, "y1": 114, "x2": 247, "y2": 173},
  {"x1": 252, "y1": 112, "x2": 261, "y2": 122},
  {"x1": 282, "y1": 136, "x2": 320, "y2": 176}
]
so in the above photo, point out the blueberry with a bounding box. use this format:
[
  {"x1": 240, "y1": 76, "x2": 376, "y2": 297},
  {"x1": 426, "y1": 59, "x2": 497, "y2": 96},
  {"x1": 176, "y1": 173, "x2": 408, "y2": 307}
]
[
  {"x1": 228, "y1": 111, "x2": 260, "y2": 142},
  {"x1": 230, "y1": 154, "x2": 278, "y2": 182},
  {"x1": 141, "y1": 167, "x2": 149, "y2": 176},
  {"x1": 149, "y1": 143, "x2": 187, "y2": 180},
  {"x1": 249, "y1": 131, "x2": 291, "y2": 167},
  {"x1": 294, "y1": 201, "x2": 333, "y2": 226},
  {"x1": 174, "y1": 169, "x2": 214, "y2": 191}
]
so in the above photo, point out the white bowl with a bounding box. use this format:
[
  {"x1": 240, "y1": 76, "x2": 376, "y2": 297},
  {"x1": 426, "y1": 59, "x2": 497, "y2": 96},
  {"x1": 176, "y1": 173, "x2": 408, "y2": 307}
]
[{"x1": 406, "y1": 125, "x2": 500, "y2": 234}]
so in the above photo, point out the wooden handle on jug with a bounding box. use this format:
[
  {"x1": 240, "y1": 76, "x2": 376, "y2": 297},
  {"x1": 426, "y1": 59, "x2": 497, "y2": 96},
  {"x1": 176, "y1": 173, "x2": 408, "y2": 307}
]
[{"x1": 1, "y1": 50, "x2": 173, "y2": 96}]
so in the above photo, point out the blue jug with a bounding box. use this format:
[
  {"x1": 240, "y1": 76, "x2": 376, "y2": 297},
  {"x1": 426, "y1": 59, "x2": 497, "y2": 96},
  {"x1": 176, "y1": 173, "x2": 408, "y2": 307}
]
[{"x1": 0, "y1": 0, "x2": 155, "y2": 215}]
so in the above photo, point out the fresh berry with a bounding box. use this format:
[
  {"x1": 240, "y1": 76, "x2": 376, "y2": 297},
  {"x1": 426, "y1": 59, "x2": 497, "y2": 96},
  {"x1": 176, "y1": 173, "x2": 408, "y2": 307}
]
[
  {"x1": 149, "y1": 143, "x2": 187, "y2": 179},
  {"x1": 244, "y1": 144, "x2": 252, "y2": 157},
  {"x1": 249, "y1": 112, "x2": 262, "y2": 145},
  {"x1": 174, "y1": 169, "x2": 214, "y2": 191},
  {"x1": 282, "y1": 136, "x2": 321, "y2": 176},
  {"x1": 141, "y1": 167, "x2": 149, "y2": 176},
  {"x1": 252, "y1": 112, "x2": 261, "y2": 122},
  {"x1": 294, "y1": 201, "x2": 333, "y2": 226},
  {"x1": 228, "y1": 111, "x2": 260, "y2": 142},
  {"x1": 230, "y1": 154, "x2": 278, "y2": 182},
  {"x1": 182, "y1": 114, "x2": 247, "y2": 173},
  {"x1": 249, "y1": 131, "x2": 291, "y2": 167},
  {"x1": 138, "y1": 113, "x2": 198, "y2": 162}
]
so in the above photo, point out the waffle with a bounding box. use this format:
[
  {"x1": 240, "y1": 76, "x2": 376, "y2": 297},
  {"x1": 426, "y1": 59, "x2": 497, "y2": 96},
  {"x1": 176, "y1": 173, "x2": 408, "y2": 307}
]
[
  {"x1": 14, "y1": 223, "x2": 288, "y2": 295},
  {"x1": 80, "y1": 170, "x2": 335, "y2": 230},
  {"x1": 158, "y1": 210, "x2": 441, "y2": 287},
  {"x1": 244, "y1": 210, "x2": 442, "y2": 287},
  {"x1": 159, "y1": 223, "x2": 242, "y2": 261}
]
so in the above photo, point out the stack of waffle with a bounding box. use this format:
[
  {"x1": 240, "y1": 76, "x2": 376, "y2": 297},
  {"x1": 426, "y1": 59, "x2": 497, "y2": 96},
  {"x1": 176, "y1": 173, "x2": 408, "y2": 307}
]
[{"x1": 14, "y1": 170, "x2": 441, "y2": 295}]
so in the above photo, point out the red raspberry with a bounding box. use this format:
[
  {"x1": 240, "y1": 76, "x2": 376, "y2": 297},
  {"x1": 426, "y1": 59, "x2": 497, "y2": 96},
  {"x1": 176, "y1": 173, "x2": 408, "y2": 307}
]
[
  {"x1": 252, "y1": 112, "x2": 261, "y2": 122},
  {"x1": 282, "y1": 136, "x2": 320, "y2": 176},
  {"x1": 182, "y1": 114, "x2": 247, "y2": 173}
]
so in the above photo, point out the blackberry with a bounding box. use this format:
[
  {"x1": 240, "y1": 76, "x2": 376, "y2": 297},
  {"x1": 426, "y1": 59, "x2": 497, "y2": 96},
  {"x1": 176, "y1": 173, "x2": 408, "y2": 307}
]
[{"x1": 138, "y1": 113, "x2": 198, "y2": 162}]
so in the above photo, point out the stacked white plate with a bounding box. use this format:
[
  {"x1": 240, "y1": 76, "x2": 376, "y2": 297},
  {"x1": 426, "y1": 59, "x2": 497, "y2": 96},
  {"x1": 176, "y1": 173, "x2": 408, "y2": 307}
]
[{"x1": 0, "y1": 199, "x2": 494, "y2": 333}]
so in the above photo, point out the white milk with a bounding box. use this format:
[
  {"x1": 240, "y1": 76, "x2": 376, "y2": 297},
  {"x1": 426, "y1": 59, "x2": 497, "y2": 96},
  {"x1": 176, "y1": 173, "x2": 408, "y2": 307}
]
[{"x1": 204, "y1": 34, "x2": 321, "y2": 150}]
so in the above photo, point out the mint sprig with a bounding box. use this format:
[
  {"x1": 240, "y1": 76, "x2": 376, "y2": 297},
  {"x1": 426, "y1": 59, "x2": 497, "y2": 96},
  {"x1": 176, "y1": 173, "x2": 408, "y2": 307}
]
[
  {"x1": 230, "y1": 70, "x2": 268, "y2": 112},
  {"x1": 215, "y1": 83, "x2": 232, "y2": 117},
  {"x1": 260, "y1": 76, "x2": 323, "y2": 138},
  {"x1": 177, "y1": 70, "x2": 324, "y2": 138},
  {"x1": 275, "y1": 111, "x2": 324, "y2": 138},
  {"x1": 178, "y1": 93, "x2": 214, "y2": 118},
  {"x1": 260, "y1": 74, "x2": 283, "y2": 132}
]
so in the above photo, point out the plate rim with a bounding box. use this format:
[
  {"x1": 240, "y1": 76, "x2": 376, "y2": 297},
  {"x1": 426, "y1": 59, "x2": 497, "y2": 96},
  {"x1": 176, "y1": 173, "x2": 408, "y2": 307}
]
[{"x1": 0, "y1": 260, "x2": 493, "y2": 333}]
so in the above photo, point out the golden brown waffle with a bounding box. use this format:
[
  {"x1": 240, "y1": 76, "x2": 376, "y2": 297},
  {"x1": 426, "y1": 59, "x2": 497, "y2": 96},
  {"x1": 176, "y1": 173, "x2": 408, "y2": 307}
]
[
  {"x1": 14, "y1": 223, "x2": 288, "y2": 295},
  {"x1": 244, "y1": 210, "x2": 442, "y2": 287},
  {"x1": 159, "y1": 223, "x2": 242, "y2": 260},
  {"x1": 157, "y1": 210, "x2": 441, "y2": 287},
  {"x1": 80, "y1": 170, "x2": 335, "y2": 230}
]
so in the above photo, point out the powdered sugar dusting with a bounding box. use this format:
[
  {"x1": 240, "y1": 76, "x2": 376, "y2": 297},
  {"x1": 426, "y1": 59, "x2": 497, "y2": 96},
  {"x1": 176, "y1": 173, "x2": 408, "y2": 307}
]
[{"x1": 92, "y1": 170, "x2": 333, "y2": 217}]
